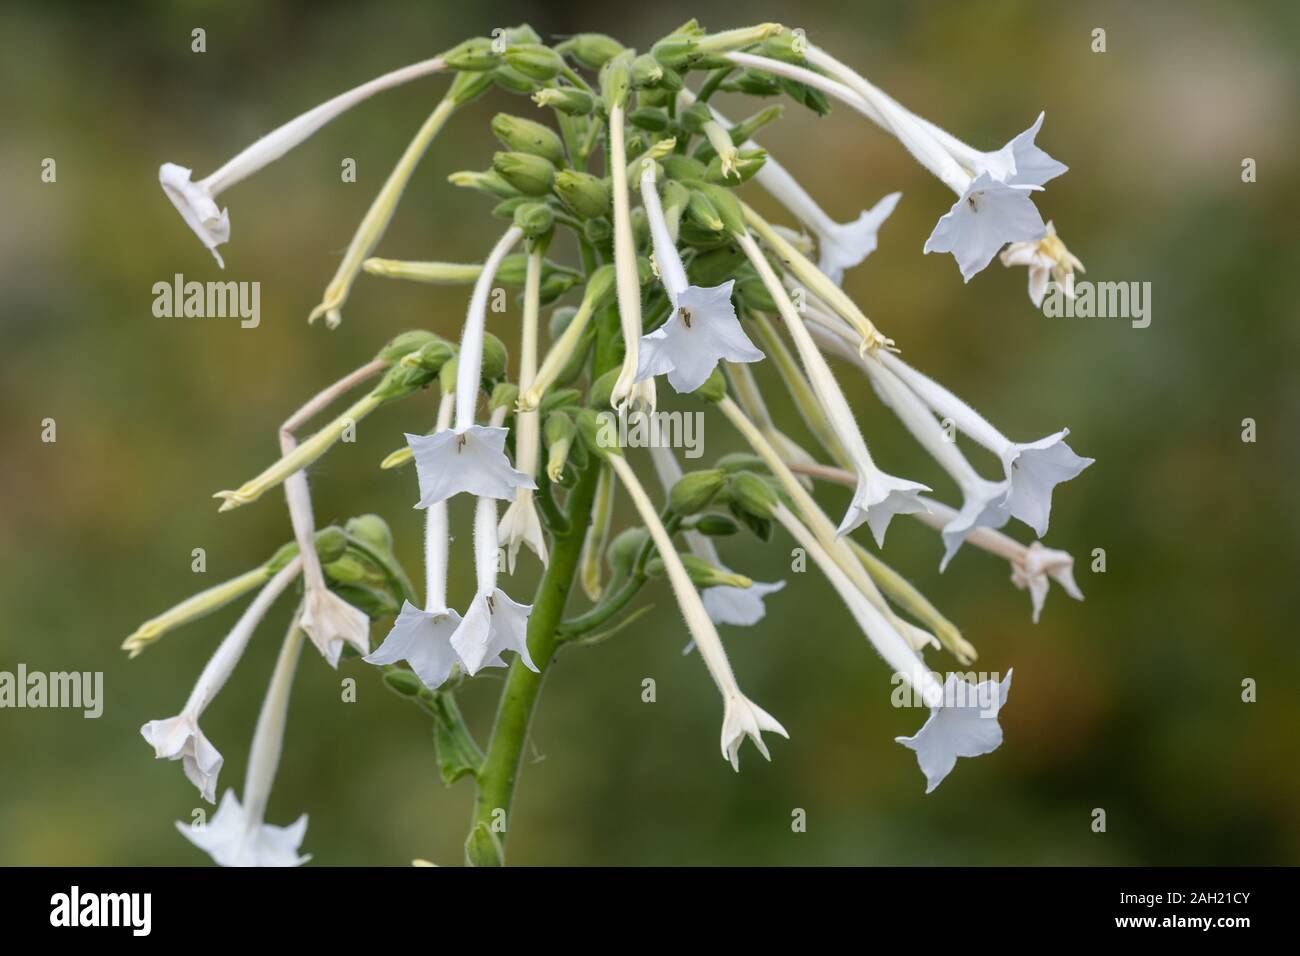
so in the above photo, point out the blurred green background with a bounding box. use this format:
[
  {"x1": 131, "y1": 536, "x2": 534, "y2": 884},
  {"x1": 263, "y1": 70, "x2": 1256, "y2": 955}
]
[{"x1": 2, "y1": 0, "x2": 1297, "y2": 866}]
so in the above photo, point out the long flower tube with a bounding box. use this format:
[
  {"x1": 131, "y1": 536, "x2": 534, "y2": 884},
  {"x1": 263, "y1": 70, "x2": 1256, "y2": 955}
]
[
  {"x1": 607, "y1": 102, "x2": 656, "y2": 411},
  {"x1": 519, "y1": 264, "x2": 615, "y2": 411},
  {"x1": 498, "y1": 246, "x2": 548, "y2": 571},
  {"x1": 684, "y1": 91, "x2": 900, "y2": 286},
  {"x1": 141, "y1": 557, "x2": 303, "y2": 803},
  {"x1": 723, "y1": 360, "x2": 818, "y2": 490},
  {"x1": 179, "y1": 613, "x2": 311, "y2": 867},
  {"x1": 160, "y1": 55, "x2": 447, "y2": 266},
  {"x1": 279, "y1": 363, "x2": 384, "y2": 666},
  {"x1": 605, "y1": 452, "x2": 786, "y2": 770},
  {"x1": 407, "y1": 226, "x2": 535, "y2": 505},
  {"x1": 714, "y1": 396, "x2": 934, "y2": 656},
  {"x1": 308, "y1": 94, "x2": 459, "y2": 327},
  {"x1": 733, "y1": 229, "x2": 928, "y2": 545},
  {"x1": 727, "y1": 51, "x2": 1054, "y2": 281},
  {"x1": 648, "y1": 444, "x2": 785, "y2": 634}
]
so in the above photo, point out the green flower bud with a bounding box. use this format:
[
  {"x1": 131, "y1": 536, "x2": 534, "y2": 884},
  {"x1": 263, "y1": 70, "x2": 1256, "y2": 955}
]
[
  {"x1": 402, "y1": 339, "x2": 456, "y2": 374},
  {"x1": 323, "y1": 553, "x2": 375, "y2": 586},
  {"x1": 345, "y1": 514, "x2": 393, "y2": 554},
  {"x1": 493, "y1": 151, "x2": 556, "y2": 197},
  {"x1": 480, "y1": 332, "x2": 508, "y2": 384},
  {"x1": 314, "y1": 525, "x2": 350, "y2": 564},
  {"x1": 607, "y1": 526, "x2": 650, "y2": 576},
  {"x1": 733, "y1": 68, "x2": 781, "y2": 96},
  {"x1": 333, "y1": 583, "x2": 401, "y2": 620},
  {"x1": 553, "y1": 169, "x2": 611, "y2": 219},
  {"x1": 442, "y1": 37, "x2": 499, "y2": 71},
  {"x1": 716, "y1": 452, "x2": 770, "y2": 474},
  {"x1": 728, "y1": 470, "x2": 779, "y2": 520},
  {"x1": 587, "y1": 366, "x2": 620, "y2": 410},
  {"x1": 687, "y1": 243, "x2": 745, "y2": 287},
  {"x1": 781, "y1": 78, "x2": 832, "y2": 116},
  {"x1": 383, "y1": 668, "x2": 425, "y2": 697},
  {"x1": 491, "y1": 113, "x2": 566, "y2": 164},
  {"x1": 539, "y1": 271, "x2": 580, "y2": 305},
  {"x1": 726, "y1": 104, "x2": 784, "y2": 144},
  {"x1": 376, "y1": 329, "x2": 439, "y2": 363},
  {"x1": 543, "y1": 411, "x2": 577, "y2": 482},
  {"x1": 532, "y1": 87, "x2": 597, "y2": 115},
  {"x1": 691, "y1": 181, "x2": 746, "y2": 234},
  {"x1": 552, "y1": 323, "x2": 595, "y2": 389},
  {"x1": 736, "y1": 274, "x2": 778, "y2": 313},
  {"x1": 630, "y1": 53, "x2": 664, "y2": 89},
  {"x1": 600, "y1": 51, "x2": 633, "y2": 112},
  {"x1": 512, "y1": 200, "x2": 555, "y2": 239},
  {"x1": 548, "y1": 305, "x2": 579, "y2": 339},
  {"x1": 558, "y1": 33, "x2": 626, "y2": 70},
  {"x1": 490, "y1": 382, "x2": 520, "y2": 413},
  {"x1": 448, "y1": 169, "x2": 520, "y2": 200},
  {"x1": 646, "y1": 553, "x2": 752, "y2": 590},
  {"x1": 492, "y1": 64, "x2": 541, "y2": 95},
  {"x1": 575, "y1": 406, "x2": 620, "y2": 459},
  {"x1": 495, "y1": 254, "x2": 531, "y2": 285},
  {"x1": 583, "y1": 217, "x2": 612, "y2": 246},
  {"x1": 650, "y1": 34, "x2": 699, "y2": 70},
  {"x1": 504, "y1": 43, "x2": 566, "y2": 81},
  {"x1": 661, "y1": 180, "x2": 691, "y2": 219},
  {"x1": 692, "y1": 513, "x2": 740, "y2": 536},
  {"x1": 691, "y1": 367, "x2": 728, "y2": 403},
  {"x1": 685, "y1": 188, "x2": 724, "y2": 233},
  {"x1": 679, "y1": 102, "x2": 713, "y2": 134},
  {"x1": 668, "y1": 468, "x2": 726, "y2": 514},
  {"x1": 448, "y1": 69, "x2": 497, "y2": 106},
  {"x1": 758, "y1": 32, "x2": 807, "y2": 64},
  {"x1": 539, "y1": 387, "x2": 581, "y2": 413},
  {"x1": 492, "y1": 195, "x2": 533, "y2": 220},
  {"x1": 628, "y1": 107, "x2": 670, "y2": 132},
  {"x1": 637, "y1": 88, "x2": 672, "y2": 109},
  {"x1": 502, "y1": 24, "x2": 542, "y2": 45},
  {"x1": 370, "y1": 361, "x2": 436, "y2": 402}
]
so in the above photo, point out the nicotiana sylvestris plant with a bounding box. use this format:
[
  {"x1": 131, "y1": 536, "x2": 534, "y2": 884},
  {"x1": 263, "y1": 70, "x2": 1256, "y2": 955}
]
[{"x1": 135, "y1": 21, "x2": 1093, "y2": 866}]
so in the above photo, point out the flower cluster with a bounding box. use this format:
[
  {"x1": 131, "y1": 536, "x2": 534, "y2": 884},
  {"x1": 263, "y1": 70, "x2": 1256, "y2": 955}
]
[{"x1": 136, "y1": 20, "x2": 1092, "y2": 866}]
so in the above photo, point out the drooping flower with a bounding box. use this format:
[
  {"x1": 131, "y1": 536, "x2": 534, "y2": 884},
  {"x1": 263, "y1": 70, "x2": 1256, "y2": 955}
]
[
  {"x1": 635, "y1": 279, "x2": 765, "y2": 394},
  {"x1": 159, "y1": 56, "x2": 446, "y2": 267},
  {"x1": 647, "y1": 445, "x2": 785, "y2": 637},
  {"x1": 449, "y1": 495, "x2": 537, "y2": 675},
  {"x1": 1011, "y1": 541, "x2": 1084, "y2": 623},
  {"x1": 178, "y1": 620, "x2": 311, "y2": 866},
  {"x1": 498, "y1": 247, "x2": 549, "y2": 571},
  {"x1": 733, "y1": 231, "x2": 928, "y2": 545},
  {"x1": 141, "y1": 558, "x2": 302, "y2": 802},
  {"x1": 1000, "y1": 220, "x2": 1085, "y2": 306},
  {"x1": 895, "y1": 671, "x2": 1013, "y2": 793},
  {"x1": 876, "y1": 350, "x2": 1092, "y2": 537},
  {"x1": 923, "y1": 173, "x2": 1047, "y2": 282},
  {"x1": 368, "y1": 391, "x2": 467, "y2": 687},
  {"x1": 408, "y1": 227, "x2": 535, "y2": 506},
  {"x1": 864, "y1": 355, "x2": 1011, "y2": 570},
  {"x1": 604, "y1": 449, "x2": 786, "y2": 769}
]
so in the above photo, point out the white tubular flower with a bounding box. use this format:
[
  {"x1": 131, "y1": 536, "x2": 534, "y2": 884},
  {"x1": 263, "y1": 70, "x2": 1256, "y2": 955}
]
[
  {"x1": 772, "y1": 504, "x2": 943, "y2": 706},
  {"x1": 876, "y1": 351, "x2": 1093, "y2": 537},
  {"x1": 864, "y1": 356, "x2": 1011, "y2": 570},
  {"x1": 917, "y1": 500, "x2": 1083, "y2": 624},
  {"x1": 922, "y1": 172, "x2": 1047, "y2": 282},
  {"x1": 366, "y1": 391, "x2": 463, "y2": 689},
  {"x1": 498, "y1": 249, "x2": 549, "y2": 572},
  {"x1": 736, "y1": 48, "x2": 1057, "y2": 281},
  {"x1": 607, "y1": 104, "x2": 656, "y2": 411},
  {"x1": 895, "y1": 671, "x2": 1013, "y2": 793},
  {"x1": 999, "y1": 221, "x2": 1085, "y2": 306},
  {"x1": 408, "y1": 227, "x2": 536, "y2": 506},
  {"x1": 159, "y1": 56, "x2": 446, "y2": 267},
  {"x1": 607, "y1": 454, "x2": 786, "y2": 770},
  {"x1": 734, "y1": 230, "x2": 928, "y2": 545},
  {"x1": 648, "y1": 445, "x2": 785, "y2": 637},
  {"x1": 635, "y1": 162, "x2": 764, "y2": 394},
  {"x1": 141, "y1": 558, "x2": 302, "y2": 803},
  {"x1": 179, "y1": 619, "x2": 311, "y2": 866},
  {"x1": 450, "y1": 495, "x2": 536, "y2": 676}
]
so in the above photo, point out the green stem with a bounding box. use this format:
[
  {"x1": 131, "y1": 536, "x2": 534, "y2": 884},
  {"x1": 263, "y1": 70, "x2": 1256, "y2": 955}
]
[{"x1": 467, "y1": 461, "x2": 600, "y2": 864}]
